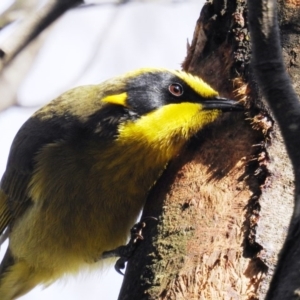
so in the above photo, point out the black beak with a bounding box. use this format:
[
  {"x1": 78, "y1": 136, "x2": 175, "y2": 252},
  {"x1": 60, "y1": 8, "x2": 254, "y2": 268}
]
[{"x1": 202, "y1": 97, "x2": 244, "y2": 112}]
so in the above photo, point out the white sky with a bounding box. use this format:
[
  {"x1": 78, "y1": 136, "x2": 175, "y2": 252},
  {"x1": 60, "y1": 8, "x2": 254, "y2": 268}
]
[{"x1": 0, "y1": 1, "x2": 204, "y2": 299}]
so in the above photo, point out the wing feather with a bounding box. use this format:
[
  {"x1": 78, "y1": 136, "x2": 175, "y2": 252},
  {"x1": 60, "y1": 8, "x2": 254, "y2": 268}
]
[{"x1": 0, "y1": 94, "x2": 129, "y2": 233}]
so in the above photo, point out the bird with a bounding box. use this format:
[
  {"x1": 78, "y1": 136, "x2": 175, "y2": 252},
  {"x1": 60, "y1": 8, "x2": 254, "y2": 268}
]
[{"x1": 0, "y1": 68, "x2": 243, "y2": 299}]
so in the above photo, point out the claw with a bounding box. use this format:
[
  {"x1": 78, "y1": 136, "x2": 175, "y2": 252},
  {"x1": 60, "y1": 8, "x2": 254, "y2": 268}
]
[
  {"x1": 101, "y1": 216, "x2": 158, "y2": 275},
  {"x1": 114, "y1": 257, "x2": 127, "y2": 275}
]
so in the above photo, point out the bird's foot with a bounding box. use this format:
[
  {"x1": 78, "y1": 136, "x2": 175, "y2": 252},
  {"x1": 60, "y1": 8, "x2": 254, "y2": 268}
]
[{"x1": 102, "y1": 216, "x2": 157, "y2": 275}]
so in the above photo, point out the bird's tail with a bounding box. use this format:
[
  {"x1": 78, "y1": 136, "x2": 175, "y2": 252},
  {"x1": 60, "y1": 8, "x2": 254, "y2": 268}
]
[{"x1": 0, "y1": 250, "x2": 47, "y2": 300}]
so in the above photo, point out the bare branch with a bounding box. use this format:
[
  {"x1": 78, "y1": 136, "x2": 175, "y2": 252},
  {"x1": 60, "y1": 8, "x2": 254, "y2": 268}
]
[
  {"x1": 0, "y1": 0, "x2": 39, "y2": 29},
  {"x1": 0, "y1": 0, "x2": 82, "y2": 71}
]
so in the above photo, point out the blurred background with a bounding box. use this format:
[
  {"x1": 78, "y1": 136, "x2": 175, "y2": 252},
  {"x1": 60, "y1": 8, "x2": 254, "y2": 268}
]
[{"x1": 0, "y1": 0, "x2": 204, "y2": 299}]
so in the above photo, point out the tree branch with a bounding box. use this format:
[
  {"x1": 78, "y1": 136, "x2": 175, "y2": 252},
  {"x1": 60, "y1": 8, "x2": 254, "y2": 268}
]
[
  {"x1": 0, "y1": 0, "x2": 39, "y2": 29},
  {"x1": 0, "y1": 0, "x2": 82, "y2": 71},
  {"x1": 248, "y1": 0, "x2": 300, "y2": 298}
]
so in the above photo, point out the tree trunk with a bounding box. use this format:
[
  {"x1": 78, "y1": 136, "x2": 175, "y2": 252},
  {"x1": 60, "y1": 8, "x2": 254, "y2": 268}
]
[{"x1": 118, "y1": 1, "x2": 297, "y2": 299}]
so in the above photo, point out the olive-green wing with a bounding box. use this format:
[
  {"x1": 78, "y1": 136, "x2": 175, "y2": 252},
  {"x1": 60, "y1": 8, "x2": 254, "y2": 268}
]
[
  {"x1": 0, "y1": 99, "x2": 130, "y2": 235},
  {"x1": 0, "y1": 190, "x2": 12, "y2": 235},
  {"x1": 0, "y1": 173, "x2": 31, "y2": 235},
  {"x1": 0, "y1": 115, "x2": 65, "y2": 234}
]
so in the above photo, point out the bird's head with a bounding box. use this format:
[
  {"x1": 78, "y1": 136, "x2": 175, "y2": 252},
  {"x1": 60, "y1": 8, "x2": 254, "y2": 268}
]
[
  {"x1": 100, "y1": 68, "x2": 243, "y2": 150},
  {"x1": 102, "y1": 68, "x2": 242, "y2": 115}
]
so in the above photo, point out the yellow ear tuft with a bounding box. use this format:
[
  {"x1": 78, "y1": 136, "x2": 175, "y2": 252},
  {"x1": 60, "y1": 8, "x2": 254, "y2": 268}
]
[{"x1": 102, "y1": 92, "x2": 128, "y2": 106}]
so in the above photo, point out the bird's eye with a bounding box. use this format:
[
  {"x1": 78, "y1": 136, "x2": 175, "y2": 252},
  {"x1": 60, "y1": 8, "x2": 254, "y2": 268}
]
[{"x1": 169, "y1": 83, "x2": 183, "y2": 97}]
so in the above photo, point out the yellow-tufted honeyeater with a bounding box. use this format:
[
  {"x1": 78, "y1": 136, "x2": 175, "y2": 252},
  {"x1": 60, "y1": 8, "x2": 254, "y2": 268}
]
[{"x1": 0, "y1": 68, "x2": 243, "y2": 299}]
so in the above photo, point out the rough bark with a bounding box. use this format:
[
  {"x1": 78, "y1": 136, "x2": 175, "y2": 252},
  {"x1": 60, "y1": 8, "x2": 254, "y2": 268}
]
[
  {"x1": 248, "y1": 0, "x2": 300, "y2": 299},
  {"x1": 119, "y1": 1, "x2": 297, "y2": 299}
]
